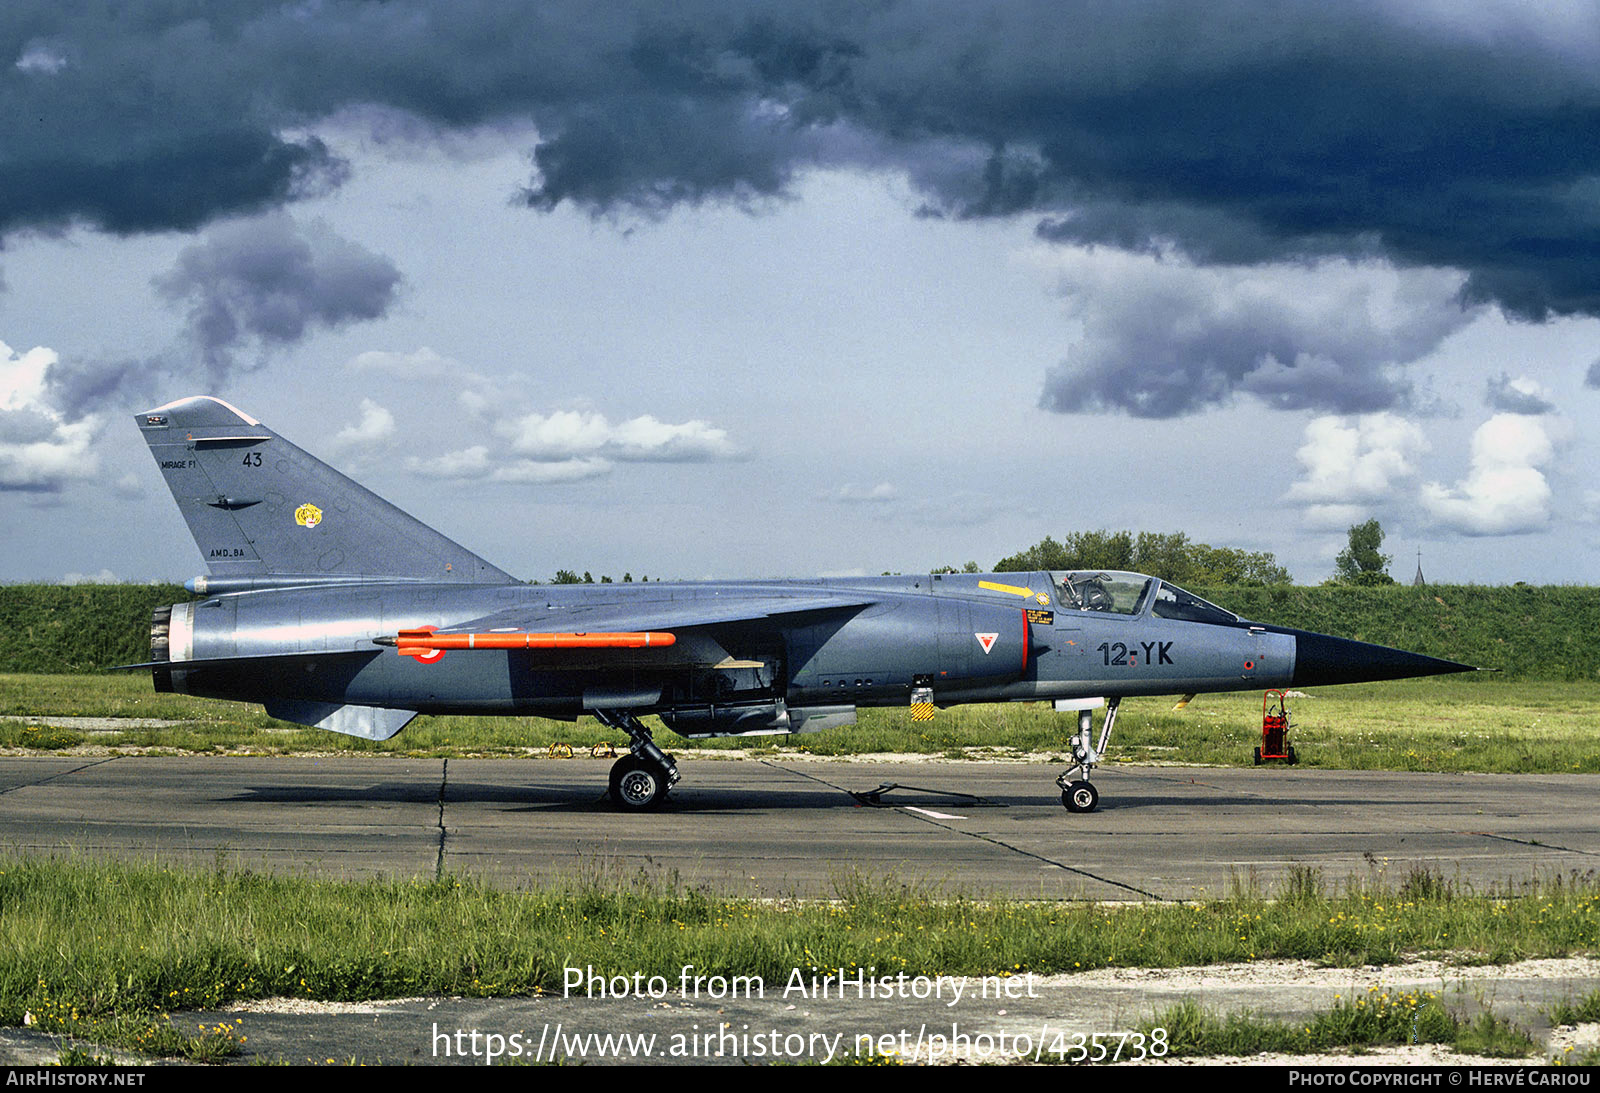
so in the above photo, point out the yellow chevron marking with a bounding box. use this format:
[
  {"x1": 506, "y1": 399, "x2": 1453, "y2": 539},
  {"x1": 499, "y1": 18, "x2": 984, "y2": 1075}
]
[{"x1": 978, "y1": 580, "x2": 1032, "y2": 597}]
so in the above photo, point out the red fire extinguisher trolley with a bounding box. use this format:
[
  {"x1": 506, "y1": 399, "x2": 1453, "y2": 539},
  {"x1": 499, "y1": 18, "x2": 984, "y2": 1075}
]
[{"x1": 1255, "y1": 688, "x2": 1298, "y2": 765}]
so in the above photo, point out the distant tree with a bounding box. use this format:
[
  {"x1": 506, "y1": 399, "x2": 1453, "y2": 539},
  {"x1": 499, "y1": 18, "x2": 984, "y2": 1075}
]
[
  {"x1": 992, "y1": 536, "x2": 1067, "y2": 572},
  {"x1": 553, "y1": 569, "x2": 582, "y2": 584},
  {"x1": 1186, "y1": 544, "x2": 1294, "y2": 587},
  {"x1": 623, "y1": 573, "x2": 633, "y2": 582},
  {"x1": 1131, "y1": 531, "x2": 1192, "y2": 583},
  {"x1": 994, "y1": 530, "x2": 1135, "y2": 573},
  {"x1": 582, "y1": 571, "x2": 594, "y2": 584},
  {"x1": 1332, "y1": 519, "x2": 1395, "y2": 585},
  {"x1": 931, "y1": 561, "x2": 982, "y2": 574}
]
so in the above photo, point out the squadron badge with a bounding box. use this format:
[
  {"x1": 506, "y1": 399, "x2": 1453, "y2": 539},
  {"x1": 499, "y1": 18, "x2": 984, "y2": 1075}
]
[{"x1": 294, "y1": 503, "x2": 323, "y2": 529}]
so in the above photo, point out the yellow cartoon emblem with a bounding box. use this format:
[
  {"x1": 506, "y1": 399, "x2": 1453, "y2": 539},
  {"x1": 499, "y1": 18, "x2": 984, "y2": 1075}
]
[{"x1": 294, "y1": 503, "x2": 323, "y2": 529}]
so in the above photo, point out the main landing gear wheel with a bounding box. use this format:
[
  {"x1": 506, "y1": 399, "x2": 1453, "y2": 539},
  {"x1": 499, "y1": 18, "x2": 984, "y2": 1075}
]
[
  {"x1": 1061, "y1": 780, "x2": 1099, "y2": 814},
  {"x1": 593, "y1": 708, "x2": 681, "y2": 811},
  {"x1": 609, "y1": 754, "x2": 669, "y2": 811}
]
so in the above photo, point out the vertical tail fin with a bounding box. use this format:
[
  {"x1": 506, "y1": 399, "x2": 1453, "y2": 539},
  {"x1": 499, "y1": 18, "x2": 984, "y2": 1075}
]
[{"x1": 136, "y1": 395, "x2": 516, "y2": 585}]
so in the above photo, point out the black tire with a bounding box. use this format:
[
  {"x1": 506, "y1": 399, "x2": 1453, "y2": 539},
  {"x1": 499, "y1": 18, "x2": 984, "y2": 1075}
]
[
  {"x1": 1061, "y1": 780, "x2": 1099, "y2": 814},
  {"x1": 609, "y1": 755, "x2": 668, "y2": 811},
  {"x1": 1287, "y1": 746, "x2": 1298, "y2": 766},
  {"x1": 1253, "y1": 747, "x2": 1263, "y2": 766}
]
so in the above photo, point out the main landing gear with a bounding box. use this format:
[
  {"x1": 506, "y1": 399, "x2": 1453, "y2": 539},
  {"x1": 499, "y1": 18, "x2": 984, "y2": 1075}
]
[
  {"x1": 592, "y1": 710, "x2": 680, "y2": 810},
  {"x1": 1055, "y1": 697, "x2": 1119, "y2": 814}
]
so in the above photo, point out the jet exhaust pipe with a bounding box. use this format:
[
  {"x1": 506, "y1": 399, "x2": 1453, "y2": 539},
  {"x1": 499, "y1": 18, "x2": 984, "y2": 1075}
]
[
  {"x1": 149, "y1": 601, "x2": 199, "y2": 695},
  {"x1": 149, "y1": 604, "x2": 174, "y2": 693}
]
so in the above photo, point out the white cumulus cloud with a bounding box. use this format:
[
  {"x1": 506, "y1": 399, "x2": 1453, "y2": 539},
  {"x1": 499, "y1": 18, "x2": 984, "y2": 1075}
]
[
  {"x1": 1420, "y1": 414, "x2": 1563, "y2": 535},
  {"x1": 0, "y1": 341, "x2": 101, "y2": 493},
  {"x1": 498, "y1": 409, "x2": 736, "y2": 463},
  {"x1": 1286, "y1": 413, "x2": 1429, "y2": 516},
  {"x1": 404, "y1": 445, "x2": 612, "y2": 484},
  {"x1": 404, "y1": 405, "x2": 740, "y2": 486},
  {"x1": 331, "y1": 398, "x2": 396, "y2": 452}
]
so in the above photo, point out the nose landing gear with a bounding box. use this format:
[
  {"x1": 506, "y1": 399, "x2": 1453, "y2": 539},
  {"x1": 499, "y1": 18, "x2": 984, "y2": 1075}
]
[{"x1": 1055, "y1": 696, "x2": 1119, "y2": 813}]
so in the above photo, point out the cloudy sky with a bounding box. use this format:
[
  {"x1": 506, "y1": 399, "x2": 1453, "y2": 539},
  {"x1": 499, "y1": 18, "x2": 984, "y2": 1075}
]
[{"x1": 4, "y1": 1, "x2": 1599, "y2": 587}]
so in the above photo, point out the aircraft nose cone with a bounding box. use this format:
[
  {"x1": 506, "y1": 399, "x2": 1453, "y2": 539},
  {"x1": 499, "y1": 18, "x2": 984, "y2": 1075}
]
[{"x1": 1290, "y1": 630, "x2": 1476, "y2": 687}]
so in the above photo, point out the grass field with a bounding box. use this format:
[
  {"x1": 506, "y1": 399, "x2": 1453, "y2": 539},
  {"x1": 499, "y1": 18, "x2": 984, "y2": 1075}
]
[
  {"x1": 3, "y1": 672, "x2": 1598, "y2": 774},
  {"x1": 1, "y1": 855, "x2": 1597, "y2": 1064}
]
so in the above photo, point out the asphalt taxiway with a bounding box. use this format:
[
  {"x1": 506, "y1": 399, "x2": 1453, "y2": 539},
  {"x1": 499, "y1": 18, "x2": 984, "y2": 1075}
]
[{"x1": 1, "y1": 755, "x2": 1595, "y2": 898}]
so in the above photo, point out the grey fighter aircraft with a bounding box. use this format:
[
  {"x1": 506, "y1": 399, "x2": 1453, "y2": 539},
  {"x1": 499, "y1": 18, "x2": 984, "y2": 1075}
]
[{"x1": 134, "y1": 396, "x2": 1474, "y2": 813}]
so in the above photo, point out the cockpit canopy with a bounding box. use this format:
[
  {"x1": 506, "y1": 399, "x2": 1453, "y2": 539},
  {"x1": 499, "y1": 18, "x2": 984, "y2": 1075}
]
[{"x1": 1049, "y1": 571, "x2": 1240, "y2": 625}]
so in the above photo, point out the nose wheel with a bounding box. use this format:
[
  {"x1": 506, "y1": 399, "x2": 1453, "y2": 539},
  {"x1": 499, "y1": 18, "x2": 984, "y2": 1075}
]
[
  {"x1": 1055, "y1": 697, "x2": 1119, "y2": 813},
  {"x1": 1060, "y1": 780, "x2": 1099, "y2": 813}
]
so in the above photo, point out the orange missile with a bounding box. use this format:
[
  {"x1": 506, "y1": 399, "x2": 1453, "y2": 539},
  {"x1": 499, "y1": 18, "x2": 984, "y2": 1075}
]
[{"x1": 385, "y1": 628, "x2": 676, "y2": 657}]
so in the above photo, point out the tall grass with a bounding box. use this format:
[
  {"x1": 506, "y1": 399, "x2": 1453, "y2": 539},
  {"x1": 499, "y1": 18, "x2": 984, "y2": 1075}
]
[
  {"x1": 1145, "y1": 988, "x2": 1537, "y2": 1060},
  {"x1": 5, "y1": 855, "x2": 1600, "y2": 1022}
]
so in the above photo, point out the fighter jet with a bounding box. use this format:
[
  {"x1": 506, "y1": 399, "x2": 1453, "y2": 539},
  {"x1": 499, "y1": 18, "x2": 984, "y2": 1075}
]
[{"x1": 134, "y1": 396, "x2": 1474, "y2": 813}]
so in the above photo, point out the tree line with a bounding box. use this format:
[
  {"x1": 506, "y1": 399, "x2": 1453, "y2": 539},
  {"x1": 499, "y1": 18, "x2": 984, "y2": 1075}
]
[{"x1": 988, "y1": 530, "x2": 1293, "y2": 586}]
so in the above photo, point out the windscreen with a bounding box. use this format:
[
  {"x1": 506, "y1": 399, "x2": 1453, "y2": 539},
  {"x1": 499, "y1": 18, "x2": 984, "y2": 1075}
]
[{"x1": 1150, "y1": 582, "x2": 1240, "y2": 624}]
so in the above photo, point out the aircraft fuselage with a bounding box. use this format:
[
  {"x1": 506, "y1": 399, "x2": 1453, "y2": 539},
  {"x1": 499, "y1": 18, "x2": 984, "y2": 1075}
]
[{"x1": 156, "y1": 571, "x2": 1396, "y2": 732}]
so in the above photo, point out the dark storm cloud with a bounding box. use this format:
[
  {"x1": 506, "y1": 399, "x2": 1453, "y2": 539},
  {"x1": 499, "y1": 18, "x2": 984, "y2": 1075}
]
[
  {"x1": 522, "y1": 96, "x2": 803, "y2": 215},
  {"x1": 1033, "y1": 248, "x2": 1475, "y2": 418},
  {"x1": 37, "y1": 215, "x2": 402, "y2": 419},
  {"x1": 1485, "y1": 372, "x2": 1557, "y2": 415},
  {"x1": 153, "y1": 213, "x2": 402, "y2": 375},
  {"x1": 7, "y1": 2, "x2": 1600, "y2": 415},
  {"x1": 42, "y1": 355, "x2": 167, "y2": 422}
]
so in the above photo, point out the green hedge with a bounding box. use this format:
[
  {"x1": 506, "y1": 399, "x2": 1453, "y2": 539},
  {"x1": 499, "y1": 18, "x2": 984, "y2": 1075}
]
[
  {"x1": 0, "y1": 584, "x2": 188, "y2": 673},
  {"x1": 3, "y1": 582, "x2": 1597, "y2": 681}
]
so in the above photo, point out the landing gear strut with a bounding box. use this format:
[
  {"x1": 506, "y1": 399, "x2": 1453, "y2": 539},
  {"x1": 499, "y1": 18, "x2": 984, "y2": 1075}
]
[
  {"x1": 1056, "y1": 697, "x2": 1119, "y2": 813},
  {"x1": 593, "y1": 710, "x2": 680, "y2": 810}
]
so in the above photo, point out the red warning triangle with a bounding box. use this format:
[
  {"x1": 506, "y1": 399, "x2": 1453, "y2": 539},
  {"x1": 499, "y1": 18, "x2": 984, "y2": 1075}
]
[{"x1": 974, "y1": 632, "x2": 999, "y2": 654}]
